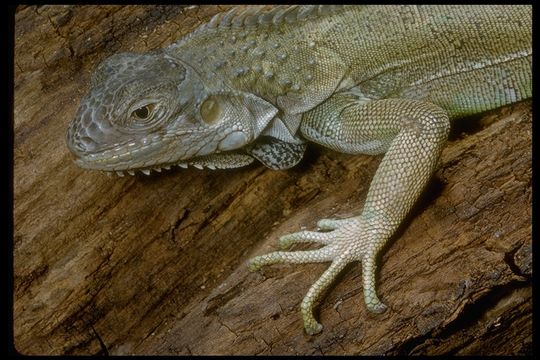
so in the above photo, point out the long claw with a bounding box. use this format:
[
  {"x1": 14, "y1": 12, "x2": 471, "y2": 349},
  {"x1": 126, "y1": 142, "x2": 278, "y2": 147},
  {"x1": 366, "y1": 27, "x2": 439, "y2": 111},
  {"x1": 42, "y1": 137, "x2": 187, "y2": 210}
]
[
  {"x1": 362, "y1": 253, "x2": 388, "y2": 313},
  {"x1": 301, "y1": 258, "x2": 348, "y2": 335}
]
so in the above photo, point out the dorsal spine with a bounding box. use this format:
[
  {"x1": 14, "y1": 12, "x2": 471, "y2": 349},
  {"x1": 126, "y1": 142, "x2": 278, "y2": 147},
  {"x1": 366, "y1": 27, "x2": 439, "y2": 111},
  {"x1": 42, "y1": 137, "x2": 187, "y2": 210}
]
[{"x1": 183, "y1": 5, "x2": 347, "y2": 41}]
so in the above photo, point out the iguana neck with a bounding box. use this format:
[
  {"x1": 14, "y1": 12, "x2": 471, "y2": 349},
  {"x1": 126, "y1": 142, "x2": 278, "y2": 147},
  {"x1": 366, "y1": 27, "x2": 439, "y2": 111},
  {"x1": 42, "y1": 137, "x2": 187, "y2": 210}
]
[{"x1": 164, "y1": 6, "x2": 351, "y2": 112}]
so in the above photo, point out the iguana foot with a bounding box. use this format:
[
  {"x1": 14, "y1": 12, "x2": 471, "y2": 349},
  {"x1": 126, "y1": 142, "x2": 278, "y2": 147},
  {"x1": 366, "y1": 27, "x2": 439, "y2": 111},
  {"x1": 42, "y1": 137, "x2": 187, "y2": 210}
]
[{"x1": 248, "y1": 215, "x2": 389, "y2": 335}]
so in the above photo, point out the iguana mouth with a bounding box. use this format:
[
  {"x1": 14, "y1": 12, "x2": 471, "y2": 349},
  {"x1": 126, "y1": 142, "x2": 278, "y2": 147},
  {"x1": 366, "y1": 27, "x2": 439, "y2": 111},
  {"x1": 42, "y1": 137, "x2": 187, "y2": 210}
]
[{"x1": 85, "y1": 152, "x2": 255, "y2": 177}]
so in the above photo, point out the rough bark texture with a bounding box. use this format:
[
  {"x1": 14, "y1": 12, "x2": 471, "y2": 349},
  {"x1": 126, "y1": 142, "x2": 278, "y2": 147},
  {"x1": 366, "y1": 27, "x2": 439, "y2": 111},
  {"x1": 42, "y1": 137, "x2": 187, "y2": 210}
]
[{"x1": 13, "y1": 5, "x2": 532, "y2": 355}]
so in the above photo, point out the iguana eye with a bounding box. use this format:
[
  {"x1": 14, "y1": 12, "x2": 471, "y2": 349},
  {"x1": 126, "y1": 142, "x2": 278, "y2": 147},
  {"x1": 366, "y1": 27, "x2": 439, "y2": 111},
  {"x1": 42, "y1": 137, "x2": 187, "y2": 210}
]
[
  {"x1": 200, "y1": 97, "x2": 221, "y2": 124},
  {"x1": 132, "y1": 103, "x2": 155, "y2": 119}
]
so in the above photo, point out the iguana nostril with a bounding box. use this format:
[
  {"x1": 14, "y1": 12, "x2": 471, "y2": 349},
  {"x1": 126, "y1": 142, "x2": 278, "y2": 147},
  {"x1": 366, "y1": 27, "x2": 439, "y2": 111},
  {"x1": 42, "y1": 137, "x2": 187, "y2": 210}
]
[{"x1": 66, "y1": 130, "x2": 98, "y2": 156}]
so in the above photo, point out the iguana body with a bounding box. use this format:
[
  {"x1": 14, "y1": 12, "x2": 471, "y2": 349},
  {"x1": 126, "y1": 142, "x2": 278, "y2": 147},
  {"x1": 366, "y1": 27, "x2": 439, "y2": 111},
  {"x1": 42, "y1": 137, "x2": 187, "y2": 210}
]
[{"x1": 66, "y1": 5, "x2": 532, "y2": 335}]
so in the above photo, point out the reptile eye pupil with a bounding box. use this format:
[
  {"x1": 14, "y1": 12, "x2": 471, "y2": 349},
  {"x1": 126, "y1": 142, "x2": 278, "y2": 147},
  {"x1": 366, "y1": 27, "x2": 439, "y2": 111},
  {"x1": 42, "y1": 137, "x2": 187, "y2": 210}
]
[
  {"x1": 132, "y1": 103, "x2": 155, "y2": 120},
  {"x1": 134, "y1": 106, "x2": 149, "y2": 118}
]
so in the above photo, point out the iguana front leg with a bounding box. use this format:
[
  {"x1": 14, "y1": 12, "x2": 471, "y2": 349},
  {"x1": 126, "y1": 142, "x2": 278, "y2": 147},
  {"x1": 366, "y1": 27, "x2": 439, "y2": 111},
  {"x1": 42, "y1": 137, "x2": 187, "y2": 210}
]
[{"x1": 248, "y1": 95, "x2": 451, "y2": 335}]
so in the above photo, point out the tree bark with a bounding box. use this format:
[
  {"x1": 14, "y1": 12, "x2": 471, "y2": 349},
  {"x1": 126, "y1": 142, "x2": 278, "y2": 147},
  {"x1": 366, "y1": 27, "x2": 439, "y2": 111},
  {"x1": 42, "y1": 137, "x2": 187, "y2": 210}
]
[{"x1": 13, "y1": 5, "x2": 532, "y2": 355}]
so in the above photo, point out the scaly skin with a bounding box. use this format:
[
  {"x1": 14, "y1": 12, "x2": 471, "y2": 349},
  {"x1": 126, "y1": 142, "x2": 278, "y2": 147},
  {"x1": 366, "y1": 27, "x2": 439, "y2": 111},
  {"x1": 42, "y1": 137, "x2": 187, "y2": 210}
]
[{"x1": 66, "y1": 5, "x2": 532, "y2": 335}]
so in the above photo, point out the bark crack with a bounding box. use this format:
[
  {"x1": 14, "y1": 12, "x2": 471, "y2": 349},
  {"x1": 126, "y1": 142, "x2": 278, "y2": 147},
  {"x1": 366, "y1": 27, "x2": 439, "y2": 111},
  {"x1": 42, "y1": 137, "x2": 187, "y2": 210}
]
[{"x1": 91, "y1": 325, "x2": 109, "y2": 356}]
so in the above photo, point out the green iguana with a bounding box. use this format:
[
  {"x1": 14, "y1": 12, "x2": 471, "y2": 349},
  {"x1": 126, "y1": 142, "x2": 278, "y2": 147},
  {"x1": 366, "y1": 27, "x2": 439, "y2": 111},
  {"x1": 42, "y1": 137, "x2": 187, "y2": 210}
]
[{"x1": 66, "y1": 5, "x2": 532, "y2": 335}]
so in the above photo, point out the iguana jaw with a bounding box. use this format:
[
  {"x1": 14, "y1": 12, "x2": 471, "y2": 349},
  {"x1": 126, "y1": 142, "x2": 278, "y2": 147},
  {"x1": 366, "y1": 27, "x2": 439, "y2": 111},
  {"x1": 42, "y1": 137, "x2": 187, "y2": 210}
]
[
  {"x1": 68, "y1": 128, "x2": 256, "y2": 175},
  {"x1": 74, "y1": 152, "x2": 255, "y2": 176}
]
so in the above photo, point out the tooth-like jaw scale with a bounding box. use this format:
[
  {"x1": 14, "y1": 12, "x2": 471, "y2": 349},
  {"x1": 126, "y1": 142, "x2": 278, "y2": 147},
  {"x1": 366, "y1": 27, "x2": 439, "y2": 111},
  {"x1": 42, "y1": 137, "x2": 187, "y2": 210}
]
[{"x1": 100, "y1": 153, "x2": 255, "y2": 177}]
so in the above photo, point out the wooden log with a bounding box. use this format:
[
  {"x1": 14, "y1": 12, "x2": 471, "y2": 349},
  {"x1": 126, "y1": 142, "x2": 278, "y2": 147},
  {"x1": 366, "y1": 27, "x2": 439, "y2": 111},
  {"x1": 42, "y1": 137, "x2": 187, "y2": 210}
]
[{"x1": 14, "y1": 5, "x2": 531, "y2": 355}]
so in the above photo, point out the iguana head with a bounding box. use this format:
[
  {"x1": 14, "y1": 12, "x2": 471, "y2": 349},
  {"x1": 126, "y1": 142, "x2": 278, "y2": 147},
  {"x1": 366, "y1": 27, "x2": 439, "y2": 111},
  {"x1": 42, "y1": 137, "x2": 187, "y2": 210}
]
[{"x1": 66, "y1": 51, "x2": 279, "y2": 175}]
